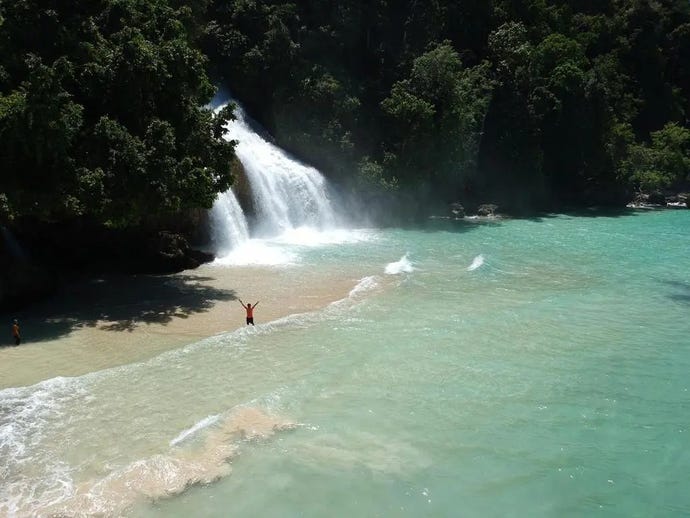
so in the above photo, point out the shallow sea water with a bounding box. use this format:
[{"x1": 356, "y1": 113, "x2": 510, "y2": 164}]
[{"x1": 2, "y1": 210, "x2": 689, "y2": 517}]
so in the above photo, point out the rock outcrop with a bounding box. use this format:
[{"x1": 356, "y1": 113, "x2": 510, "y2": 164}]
[
  {"x1": 142, "y1": 231, "x2": 214, "y2": 273},
  {"x1": 628, "y1": 191, "x2": 689, "y2": 209},
  {"x1": 477, "y1": 204, "x2": 499, "y2": 217},
  {"x1": 0, "y1": 218, "x2": 215, "y2": 312},
  {"x1": 449, "y1": 202, "x2": 465, "y2": 219},
  {"x1": 0, "y1": 259, "x2": 57, "y2": 313}
]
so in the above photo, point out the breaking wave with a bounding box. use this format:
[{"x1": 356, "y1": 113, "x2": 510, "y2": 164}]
[
  {"x1": 467, "y1": 254, "x2": 485, "y2": 271},
  {"x1": 385, "y1": 254, "x2": 415, "y2": 275},
  {"x1": 14, "y1": 407, "x2": 294, "y2": 517}
]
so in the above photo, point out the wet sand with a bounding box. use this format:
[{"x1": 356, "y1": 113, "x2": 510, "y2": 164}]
[{"x1": 0, "y1": 263, "x2": 359, "y2": 389}]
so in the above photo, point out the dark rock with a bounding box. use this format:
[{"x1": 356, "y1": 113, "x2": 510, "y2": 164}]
[
  {"x1": 189, "y1": 248, "x2": 214, "y2": 266},
  {"x1": 1, "y1": 226, "x2": 55, "y2": 311},
  {"x1": 630, "y1": 192, "x2": 648, "y2": 205},
  {"x1": 477, "y1": 204, "x2": 499, "y2": 217},
  {"x1": 141, "y1": 231, "x2": 213, "y2": 273},
  {"x1": 10, "y1": 217, "x2": 215, "y2": 274},
  {"x1": 449, "y1": 202, "x2": 465, "y2": 219},
  {"x1": 0, "y1": 259, "x2": 57, "y2": 313},
  {"x1": 647, "y1": 191, "x2": 666, "y2": 205},
  {"x1": 628, "y1": 190, "x2": 690, "y2": 208},
  {"x1": 0, "y1": 218, "x2": 215, "y2": 311}
]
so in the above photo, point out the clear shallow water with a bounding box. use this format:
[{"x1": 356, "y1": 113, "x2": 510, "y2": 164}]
[{"x1": 2, "y1": 210, "x2": 689, "y2": 517}]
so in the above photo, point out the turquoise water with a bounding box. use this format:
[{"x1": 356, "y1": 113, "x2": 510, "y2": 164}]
[{"x1": 2, "y1": 210, "x2": 690, "y2": 516}]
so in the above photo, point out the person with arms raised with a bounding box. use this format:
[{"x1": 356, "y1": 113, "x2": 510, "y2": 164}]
[{"x1": 239, "y1": 299, "x2": 259, "y2": 326}]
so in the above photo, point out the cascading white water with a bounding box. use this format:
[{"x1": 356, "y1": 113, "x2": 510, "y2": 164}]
[
  {"x1": 208, "y1": 190, "x2": 250, "y2": 254},
  {"x1": 208, "y1": 100, "x2": 345, "y2": 264},
  {"x1": 211, "y1": 101, "x2": 338, "y2": 247}
]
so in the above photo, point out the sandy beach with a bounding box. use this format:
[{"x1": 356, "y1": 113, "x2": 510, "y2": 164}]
[{"x1": 0, "y1": 262, "x2": 360, "y2": 389}]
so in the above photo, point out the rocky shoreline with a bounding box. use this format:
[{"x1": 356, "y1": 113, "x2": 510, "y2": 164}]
[
  {"x1": 442, "y1": 193, "x2": 688, "y2": 222},
  {"x1": 625, "y1": 191, "x2": 689, "y2": 210}
]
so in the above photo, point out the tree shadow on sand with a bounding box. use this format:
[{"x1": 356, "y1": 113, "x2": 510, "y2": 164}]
[{"x1": 4, "y1": 274, "x2": 237, "y2": 343}]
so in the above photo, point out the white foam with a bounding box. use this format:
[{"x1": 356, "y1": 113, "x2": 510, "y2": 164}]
[
  {"x1": 385, "y1": 254, "x2": 415, "y2": 275},
  {"x1": 0, "y1": 377, "x2": 85, "y2": 456},
  {"x1": 348, "y1": 276, "x2": 379, "y2": 298},
  {"x1": 213, "y1": 239, "x2": 296, "y2": 266},
  {"x1": 273, "y1": 227, "x2": 375, "y2": 247},
  {"x1": 170, "y1": 415, "x2": 221, "y2": 447},
  {"x1": 467, "y1": 254, "x2": 485, "y2": 271},
  {"x1": 0, "y1": 377, "x2": 88, "y2": 517},
  {"x1": 213, "y1": 227, "x2": 377, "y2": 266}
]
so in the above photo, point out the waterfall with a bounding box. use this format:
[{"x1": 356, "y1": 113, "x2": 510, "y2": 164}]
[
  {"x1": 209, "y1": 101, "x2": 338, "y2": 255},
  {"x1": 208, "y1": 190, "x2": 249, "y2": 254}
]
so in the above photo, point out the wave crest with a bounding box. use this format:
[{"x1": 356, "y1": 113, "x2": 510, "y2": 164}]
[
  {"x1": 385, "y1": 254, "x2": 415, "y2": 275},
  {"x1": 467, "y1": 254, "x2": 485, "y2": 271}
]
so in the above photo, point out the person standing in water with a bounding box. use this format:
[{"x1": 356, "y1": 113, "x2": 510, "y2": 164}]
[
  {"x1": 12, "y1": 319, "x2": 21, "y2": 345},
  {"x1": 239, "y1": 299, "x2": 259, "y2": 326}
]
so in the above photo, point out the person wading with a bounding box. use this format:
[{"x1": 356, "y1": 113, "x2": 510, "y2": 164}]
[
  {"x1": 239, "y1": 299, "x2": 259, "y2": 326},
  {"x1": 12, "y1": 319, "x2": 21, "y2": 345}
]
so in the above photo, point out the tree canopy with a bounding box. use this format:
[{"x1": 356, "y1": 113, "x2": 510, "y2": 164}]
[
  {"x1": 0, "y1": 0, "x2": 235, "y2": 226},
  {"x1": 205, "y1": 0, "x2": 690, "y2": 210},
  {"x1": 2, "y1": 0, "x2": 689, "y2": 226}
]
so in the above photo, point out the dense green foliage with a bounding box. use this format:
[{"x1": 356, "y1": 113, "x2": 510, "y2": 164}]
[
  {"x1": 0, "y1": 0, "x2": 235, "y2": 225},
  {"x1": 205, "y1": 0, "x2": 690, "y2": 210},
  {"x1": 2, "y1": 0, "x2": 689, "y2": 226}
]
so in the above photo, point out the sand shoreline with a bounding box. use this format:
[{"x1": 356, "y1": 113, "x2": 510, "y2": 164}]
[{"x1": 0, "y1": 263, "x2": 359, "y2": 389}]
